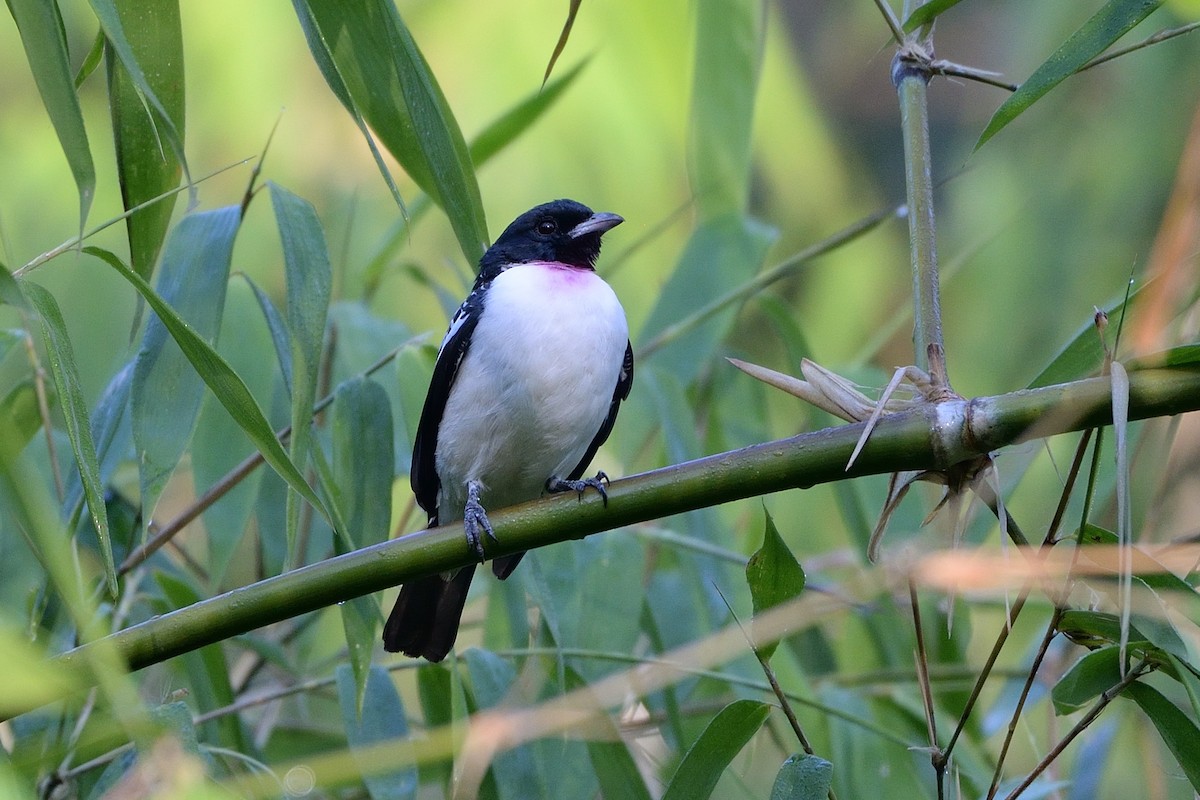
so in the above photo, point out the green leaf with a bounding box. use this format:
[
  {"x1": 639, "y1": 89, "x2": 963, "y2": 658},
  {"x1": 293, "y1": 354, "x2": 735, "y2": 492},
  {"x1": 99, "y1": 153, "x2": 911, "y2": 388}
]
[
  {"x1": 976, "y1": 0, "x2": 1164, "y2": 148},
  {"x1": 661, "y1": 699, "x2": 771, "y2": 800},
  {"x1": 1057, "y1": 608, "x2": 1186, "y2": 662},
  {"x1": 770, "y1": 754, "x2": 834, "y2": 800},
  {"x1": 1129, "y1": 343, "x2": 1200, "y2": 369},
  {"x1": 294, "y1": 0, "x2": 488, "y2": 263},
  {"x1": 470, "y1": 59, "x2": 588, "y2": 166},
  {"x1": 191, "y1": 283, "x2": 277, "y2": 587},
  {"x1": 0, "y1": 382, "x2": 41, "y2": 458},
  {"x1": 638, "y1": 213, "x2": 777, "y2": 384},
  {"x1": 1124, "y1": 681, "x2": 1200, "y2": 792},
  {"x1": 270, "y1": 182, "x2": 333, "y2": 566},
  {"x1": 542, "y1": 0, "x2": 581, "y2": 85},
  {"x1": 22, "y1": 282, "x2": 115, "y2": 596},
  {"x1": 7, "y1": 0, "x2": 96, "y2": 231},
  {"x1": 689, "y1": 0, "x2": 765, "y2": 219},
  {"x1": 290, "y1": 0, "x2": 406, "y2": 213},
  {"x1": 87, "y1": 0, "x2": 189, "y2": 187},
  {"x1": 1052, "y1": 646, "x2": 1121, "y2": 715},
  {"x1": 154, "y1": 573, "x2": 243, "y2": 750},
  {"x1": 336, "y1": 664, "x2": 418, "y2": 800},
  {"x1": 526, "y1": 531, "x2": 646, "y2": 679},
  {"x1": 106, "y1": 0, "x2": 185, "y2": 285},
  {"x1": 1026, "y1": 285, "x2": 1145, "y2": 388},
  {"x1": 331, "y1": 377, "x2": 393, "y2": 711},
  {"x1": 564, "y1": 665, "x2": 653, "y2": 800},
  {"x1": 125, "y1": 209, "x2": 237, "y2": 517},
  {"x1": 902, "y1": 0, "x2": 966, "y2": 32},
  {"x1": 0, "y1": 625, "x2": 85, "y2": 720},
  {"x1": 85, "y1": 237, "x2": 335, "y2": 535},
  {"x1": 745, "y1": 508, "x2": 806, "y2": 661}
]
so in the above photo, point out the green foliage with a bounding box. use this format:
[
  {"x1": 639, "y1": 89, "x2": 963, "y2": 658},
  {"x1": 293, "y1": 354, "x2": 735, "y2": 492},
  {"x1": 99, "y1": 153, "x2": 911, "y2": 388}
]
[{"x1": 2, "y1": 1, "x2": 1200, "y2": 798}]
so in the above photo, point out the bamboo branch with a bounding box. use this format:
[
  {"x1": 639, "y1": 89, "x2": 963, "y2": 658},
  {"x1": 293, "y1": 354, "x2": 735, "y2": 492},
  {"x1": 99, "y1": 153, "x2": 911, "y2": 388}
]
[{"x1": 19, "y1": 365, "x2": 1200, "y2": 721}]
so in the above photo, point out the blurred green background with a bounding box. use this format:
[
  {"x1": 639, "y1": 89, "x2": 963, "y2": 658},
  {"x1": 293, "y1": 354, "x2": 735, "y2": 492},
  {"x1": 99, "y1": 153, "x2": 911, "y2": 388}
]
[{"x1": 3, "y1": 0, "x2": 1200, "y2": 797}]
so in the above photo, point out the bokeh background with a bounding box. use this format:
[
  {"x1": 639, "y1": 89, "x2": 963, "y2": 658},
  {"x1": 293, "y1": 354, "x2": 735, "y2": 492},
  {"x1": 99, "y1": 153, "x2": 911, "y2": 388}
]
[{"x1": 3, "y1": 1, "x2": 1200, "y2": 797}]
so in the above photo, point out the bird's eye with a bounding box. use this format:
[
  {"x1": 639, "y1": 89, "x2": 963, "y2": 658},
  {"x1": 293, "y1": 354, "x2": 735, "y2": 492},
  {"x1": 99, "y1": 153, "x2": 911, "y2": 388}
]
[{"x1": 536, "y1": 219, "x2": 557, "y2": 235}]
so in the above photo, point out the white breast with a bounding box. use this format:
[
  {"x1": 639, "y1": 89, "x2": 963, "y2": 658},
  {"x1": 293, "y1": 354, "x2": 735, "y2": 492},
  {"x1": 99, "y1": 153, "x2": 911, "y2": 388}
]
[{"x1": 434, "y1": 262, "x2": 628, "y2": 520}]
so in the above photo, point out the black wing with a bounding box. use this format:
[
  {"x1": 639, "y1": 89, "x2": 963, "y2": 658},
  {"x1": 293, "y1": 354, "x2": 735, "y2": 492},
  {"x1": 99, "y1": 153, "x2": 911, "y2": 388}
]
[
  {"x1": 410, "y1": 288, "x2": 486, "y2": 523},
  {"x1": 567, "y1": 340, "x2": 634, "y2": 481}
]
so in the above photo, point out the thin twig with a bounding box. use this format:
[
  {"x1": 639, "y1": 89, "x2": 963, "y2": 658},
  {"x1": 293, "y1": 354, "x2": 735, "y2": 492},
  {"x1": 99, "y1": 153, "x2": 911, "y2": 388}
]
[
  {"x1": 1081, "y1": 22, "x2": 1200, "y2": 73},
  {"x1": 872, "y1": 0, "x2": 906, "y2": 44},
  {"x1": 116, "y1": 343, "x2": 409, "y2": 575},
  {"x1": 985, "y1": 607, "x2": 1064, "y2": 800},
  {"x1": 931, "y1": 59, "x2": 1016, "y2": 92},
  {"x1": 1001, "y1": 659, "x2": 1150, "y2": 800},
  {"x1": 909, "y1": 580, "x2": 945, "y2": 799}
]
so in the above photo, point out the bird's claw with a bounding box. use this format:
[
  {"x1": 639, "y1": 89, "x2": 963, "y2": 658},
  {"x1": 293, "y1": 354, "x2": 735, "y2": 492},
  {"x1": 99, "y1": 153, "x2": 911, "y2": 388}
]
[
  {"x1": 546, "y1": 471, "x2": 610, "y2": 507},
  {"x1": 464, "y1": 481, "x2": 496, "y2": 561}
]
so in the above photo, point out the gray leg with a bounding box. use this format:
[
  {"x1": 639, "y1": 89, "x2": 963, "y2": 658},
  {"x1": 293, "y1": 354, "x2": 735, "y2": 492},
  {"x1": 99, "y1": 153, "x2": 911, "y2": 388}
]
[
  {"x1": 463, "y1": 479, "x2": 496, "y2": 560},
  {"x1": 546, "y1": 471, "x2": 610, "y2": 506}
]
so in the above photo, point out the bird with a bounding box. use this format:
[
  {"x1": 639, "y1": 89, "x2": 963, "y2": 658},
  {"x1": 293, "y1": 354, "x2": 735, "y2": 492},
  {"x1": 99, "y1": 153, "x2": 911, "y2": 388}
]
[{"x1": 382, "y1": 199, "x2": 634, "y2": 661}]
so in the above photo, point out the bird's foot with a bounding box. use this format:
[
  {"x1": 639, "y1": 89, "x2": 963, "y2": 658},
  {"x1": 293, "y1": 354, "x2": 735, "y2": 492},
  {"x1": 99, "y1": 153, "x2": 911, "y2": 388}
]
[
  {"x1": 464, "y1": 480, "x2": 496, "y2": 561},
  {"x1": 546, "y1": 471, "x2": 610, "y2": 506}
]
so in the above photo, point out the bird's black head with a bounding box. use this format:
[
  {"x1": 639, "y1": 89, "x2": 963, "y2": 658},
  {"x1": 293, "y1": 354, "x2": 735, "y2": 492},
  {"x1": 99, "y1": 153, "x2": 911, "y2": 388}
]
[{"x1": 479, "y1": 199, "x2": 623, "y2": 278}]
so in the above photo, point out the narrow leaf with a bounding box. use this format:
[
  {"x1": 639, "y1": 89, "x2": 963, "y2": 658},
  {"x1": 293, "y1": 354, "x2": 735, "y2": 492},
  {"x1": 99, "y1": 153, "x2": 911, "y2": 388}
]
[
  {"x1": 106, "y1": 0, "x2": 185, "y2": 286},
  {"x1": 336, "y1": 664, "x2": 418, "y2": 800},
  {"x1": 1111, "y1": 359, "x2": 1132, "y2": 669},
  {"x1": 977, "y1": 0, "x2": 1164, "y2": 148},
  {"x1": 8, "y1": 0, "x2": 96, "y2": 230},
  {"x1": 295, "y1": 0, "x2": 488, "y2": 262},
  {"x1": 770, "y1": 754, "x2": 833, "y2": 800},
  {"x1": 23, "y1": 282, "x2": 115, "y2": 596},
  {"x1": 638, "y1": 213, "x2": 777, "y2": 384},
  {"x1": 88, "y1": 0, "x2": 190, "y2": 188},
  {"x1": 689, "y1": 0, "x2": 765, "y2": 219},
  {"x1": 1124, "y1": 681, "x2": 1200, "y2": 791},
  {"x1": 126, "y1": 210, "x2": 237, "y2": 516},
  {"x1": 1052, "y1": 646, "x2": 1121, "y2": 715},
  {"x1": 1027, "y1": 286, "x2": 1146, "y2": 388},
  {"x1": 542, "y1": 0, "x2": 582, "y2": 85},
  {"x1": 745, "y1": 509, "x2": 806, "y2": 661},
  {"x1": 270, "y1": 182, "x2": 333, "y2": 567},
  {"x1": 331, "y1": 377, "x2": 394, "y2": 710},
  {"x1": 903, "y1": 0, "x2": 966, "y2": 33},
  {"x1": 472, "y1": 59, "x2": 588, "y2": 165},
  {"x1": 290, "y1": 0, "x2": 407, "y2": 213},
  {"x1": 84, "y1": 243, "x2": 335, "y2": 533},
  {"x1": 662, "y1": 700, "x2": 771, "y2": 800}
]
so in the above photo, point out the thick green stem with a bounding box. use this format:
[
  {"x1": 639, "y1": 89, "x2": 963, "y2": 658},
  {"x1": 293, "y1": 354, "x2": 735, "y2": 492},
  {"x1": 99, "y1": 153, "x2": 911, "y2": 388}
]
[{"x1": 5, "y1": 364, "x2": 1185, "y2": 720}]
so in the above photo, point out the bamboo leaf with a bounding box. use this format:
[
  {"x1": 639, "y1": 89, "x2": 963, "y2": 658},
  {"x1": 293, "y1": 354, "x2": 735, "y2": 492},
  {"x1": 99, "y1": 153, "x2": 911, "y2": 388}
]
[
  {"x1": 331, "y1": 377, "x2": 393, "y2": 710},
  {"x1": 88, "y1": 0, "x2": 189, "y2": 188},
  {"x1": 662, "y1": 699, "x2": 771, "y2": 800},
  {"x1": 336, "y1": 664, "x2": 418, "y2": 799},
  {"x1": 903, "y1": 0, "x2": 966, "y2": 32},
  {"x1": 125, "y1": 209, "x2": 238, "y2": 517},
  {"x1": 1124, "y1": 681, "x2": 1200, "y2": 791},
  {"x1": 977, "y1": 0, "x2": 1164, "y2": 148},
  {"x1": 471, "y1": 59, "x2": 588, "y2": 166},
  {"x1": 191, "y1": 283, "x2": 277, "y2": 587},
  {"x1": 7, "y1": 0, "x2": 96, "y2": 231},
  {"x1": 542, "y1": 0, "x2": 582, "y2": 85},
  {"x1": 638, "y1": 213, "x2": 777, "y2": 384},
  {"x1": 293, "y1": 0, "x2": 488, "y2": 262},
  {"x1": 689, "y1": 0, "x2": 765, "y2": 218},
  {"x1": 1027, "y1": 286, "x2": 1145, "y2": 389},
  {"x1": 106, "y1": 0, "x2": 185, "y2": 286},
  {"x1": 1052, "y1": 646, "x2": 1121, "y2": 715},
  {"x1": 770, "y1": 754, "x2": 834, "y2": 800},
  {"x1": 745, "y1": 509, "x2": 806, "y2": 661},
  {"x1": 22, "y1": 282, "x2": 114, "y2": 596},
  {"x1": 270, "y1": 182, "x2": 333, "y2": 566},
  {"x1": 84, "y1": 240, "x2": 335, "y2": 534}
]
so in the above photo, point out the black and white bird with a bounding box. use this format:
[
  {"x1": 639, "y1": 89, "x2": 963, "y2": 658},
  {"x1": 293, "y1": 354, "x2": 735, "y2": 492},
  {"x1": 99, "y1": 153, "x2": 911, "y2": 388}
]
[{"x1": 383, "y1": 199, "x2": 634, "y2": 661}]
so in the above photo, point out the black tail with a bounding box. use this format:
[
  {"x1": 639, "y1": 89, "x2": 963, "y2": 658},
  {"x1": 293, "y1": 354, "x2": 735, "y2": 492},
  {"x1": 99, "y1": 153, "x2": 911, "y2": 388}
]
[{"x1": 382, "y1": 565, "x2": 476, "y2": 661}]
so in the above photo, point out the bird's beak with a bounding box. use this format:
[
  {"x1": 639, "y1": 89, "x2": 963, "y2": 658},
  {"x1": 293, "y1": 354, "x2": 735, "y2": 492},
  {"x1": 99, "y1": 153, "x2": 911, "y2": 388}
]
[{"x1": 569, "y1": 212, "x2": 624, "y2": 238}]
